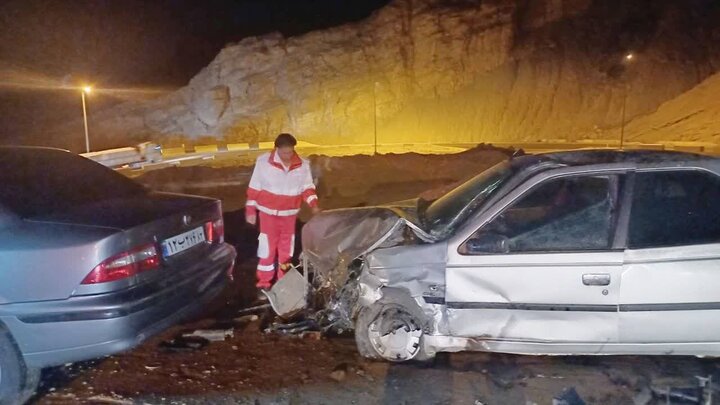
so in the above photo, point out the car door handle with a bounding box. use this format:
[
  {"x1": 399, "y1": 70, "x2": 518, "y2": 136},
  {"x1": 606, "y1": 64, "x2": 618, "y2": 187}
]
[{"x1": 582, "y1": 273, "x2": 611, "y2": 286}]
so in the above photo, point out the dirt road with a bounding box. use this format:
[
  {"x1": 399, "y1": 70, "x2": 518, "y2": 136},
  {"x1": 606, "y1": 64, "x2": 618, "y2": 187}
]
[{"x1": 30, "y1": 302, "x2": 720, "y2": 405}]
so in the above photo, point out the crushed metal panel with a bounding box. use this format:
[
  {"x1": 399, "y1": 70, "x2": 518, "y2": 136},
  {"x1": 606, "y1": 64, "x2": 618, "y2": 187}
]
[
  {"x1": 301, "y1": 206, "x2": 445, "y2": 328},
  {"x1": 301, "y1": 208, "x2": 408, "y2": 300}
]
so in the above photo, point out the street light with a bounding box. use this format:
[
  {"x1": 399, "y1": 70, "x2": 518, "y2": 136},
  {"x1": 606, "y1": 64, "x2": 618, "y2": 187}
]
[
  {"x1": 619, "y1": 53, "x2": 635, "y2": 150},
  {"x1": 372, "y1": 81, "x2": 378, "y2": 155},
  {"x1": 81, "y1": 85, "x2": 92, "y2": 153}
]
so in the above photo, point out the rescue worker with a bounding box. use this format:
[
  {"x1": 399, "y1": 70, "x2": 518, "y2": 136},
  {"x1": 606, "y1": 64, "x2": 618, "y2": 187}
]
[{"x1": 245, "y1": 133, "x2": 320, "y2": 295}]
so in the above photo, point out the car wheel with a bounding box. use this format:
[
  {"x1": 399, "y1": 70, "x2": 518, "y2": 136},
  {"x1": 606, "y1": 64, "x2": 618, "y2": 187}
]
[
  {"x1": 0, "y1": 327, "x2": 39, "y2": 405},
  {"x1": 355, "y1": 302, "x2": 433, "y2": 363}
]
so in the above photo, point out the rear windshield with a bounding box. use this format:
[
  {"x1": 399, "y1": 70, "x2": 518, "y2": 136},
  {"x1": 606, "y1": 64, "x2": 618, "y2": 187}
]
[{"x1": 0, "y1": 148, "x2": 145, "y2": 218}]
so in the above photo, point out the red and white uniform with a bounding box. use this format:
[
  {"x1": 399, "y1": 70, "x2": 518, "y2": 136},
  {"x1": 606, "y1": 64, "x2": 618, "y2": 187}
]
[{"x1": 246, "y1": 150, "x2": 318, "y2": 288}]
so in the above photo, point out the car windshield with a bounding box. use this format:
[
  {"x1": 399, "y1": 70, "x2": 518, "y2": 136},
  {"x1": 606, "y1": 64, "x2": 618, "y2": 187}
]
[
  {"x1": 0, "y1": 148, "x2": 145, "y2": 218},
  {"x1": 421, "y1": 160, "x2": 514, "y2": 234}
]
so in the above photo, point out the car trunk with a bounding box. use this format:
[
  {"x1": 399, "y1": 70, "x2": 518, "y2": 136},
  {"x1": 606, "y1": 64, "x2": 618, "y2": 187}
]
[
  {"x1": 25, "y1": 192, "x2": 224, "y2": 297},
  {"x1": 28, "y1": 192, "x2": 215, "y2": 230}
]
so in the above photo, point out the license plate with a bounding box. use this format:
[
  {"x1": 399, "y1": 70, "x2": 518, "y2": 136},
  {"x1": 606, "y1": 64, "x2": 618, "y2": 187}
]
[{"x1": 161, "y1": 226, "x2": 206, "y2": 257}]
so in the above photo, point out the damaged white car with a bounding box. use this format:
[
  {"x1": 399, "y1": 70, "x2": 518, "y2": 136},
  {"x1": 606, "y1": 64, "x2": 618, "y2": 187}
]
[{"x1": 272, "y1": 150, "x2": 720, "y2": 362}]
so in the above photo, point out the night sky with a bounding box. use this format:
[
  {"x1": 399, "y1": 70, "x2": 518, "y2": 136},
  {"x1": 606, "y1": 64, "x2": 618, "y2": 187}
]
[{"x1": 0, "y1": 0, "x2": 390, "y2": 143}]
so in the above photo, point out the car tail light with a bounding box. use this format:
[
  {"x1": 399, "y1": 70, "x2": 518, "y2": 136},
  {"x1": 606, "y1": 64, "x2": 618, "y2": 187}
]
[
  {"x1": 82, "y1": 244, "x2": 160, "y2": 284},
  {"x1": 205, "y1": 218, "x2": 224, "y2": 244}
]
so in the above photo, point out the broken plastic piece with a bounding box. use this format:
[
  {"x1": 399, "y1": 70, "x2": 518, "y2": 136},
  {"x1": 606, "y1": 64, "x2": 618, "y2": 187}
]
[
  {"x1": 182, "y1": 328, "x2": 234, "y2": 342},
  {"x1": 263, "y1": 267, "x2": 309, "y2": 317}
]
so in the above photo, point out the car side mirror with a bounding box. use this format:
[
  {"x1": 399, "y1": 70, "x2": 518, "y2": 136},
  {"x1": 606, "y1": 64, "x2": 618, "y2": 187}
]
[{"x1": 466, "y1": 233, "x2": 510, "y2": 254}]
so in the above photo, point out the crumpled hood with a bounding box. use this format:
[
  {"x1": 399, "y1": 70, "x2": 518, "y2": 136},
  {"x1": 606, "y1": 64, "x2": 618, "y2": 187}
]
[
  {"x1": 302, "y1": 207, "x2": 403, "y2": 286},
  {"x1": 301, "y1": 203, "x2": 432, "y2": 290}
]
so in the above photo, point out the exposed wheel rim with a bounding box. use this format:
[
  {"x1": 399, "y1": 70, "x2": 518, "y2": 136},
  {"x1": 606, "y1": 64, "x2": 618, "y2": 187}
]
[{"x1": 367, "y1": 307, "x2": 423, "y2": 361}]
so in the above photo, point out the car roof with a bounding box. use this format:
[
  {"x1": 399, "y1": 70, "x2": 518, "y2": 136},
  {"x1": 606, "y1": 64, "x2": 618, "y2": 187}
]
[{"x1": 535, "y1": 149, "x2": 713, "y2": 166}]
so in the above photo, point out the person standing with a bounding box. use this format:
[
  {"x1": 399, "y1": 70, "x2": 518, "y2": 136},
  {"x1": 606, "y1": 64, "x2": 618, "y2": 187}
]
[{"x1": 245, "y1": 133, "x2": 320, "y2": 293}]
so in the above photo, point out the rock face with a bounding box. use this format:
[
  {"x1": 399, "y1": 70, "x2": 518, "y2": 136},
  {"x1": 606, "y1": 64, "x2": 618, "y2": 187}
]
[
  {"x1": 620, "y1": 71, "x2": 720, "y2": 144},
  {"x1": 53, "y1": 0, "x2": 720, "y2": 150}
]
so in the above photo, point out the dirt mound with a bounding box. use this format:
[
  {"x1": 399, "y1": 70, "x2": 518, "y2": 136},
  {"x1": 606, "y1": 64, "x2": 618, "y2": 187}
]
[{"x1": 136, "y1": 146, "x2": 512, "y2": 214}]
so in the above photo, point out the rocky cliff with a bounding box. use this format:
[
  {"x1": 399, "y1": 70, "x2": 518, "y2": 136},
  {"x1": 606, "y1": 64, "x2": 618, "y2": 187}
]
[
  {"x1": 616, "y1": 71, "x2": 720, "y2": 145},
  {"x1": 52, "y1": 0, "x2": 720, "y2": 150}
]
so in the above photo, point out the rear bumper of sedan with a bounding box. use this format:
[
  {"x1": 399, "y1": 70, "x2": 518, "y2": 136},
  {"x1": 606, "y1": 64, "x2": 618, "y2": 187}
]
[{"x1": 1, "y1": 243, "x2": 236, "y2": 369}]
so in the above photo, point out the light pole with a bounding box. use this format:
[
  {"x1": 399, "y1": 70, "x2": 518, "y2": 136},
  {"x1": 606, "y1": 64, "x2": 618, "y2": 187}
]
[
  {"x1": 81, "y1": 85, "x2": 92, "y2": 153},
  {"x1": 372, "y1": 81, "x2": 378, "y2": 155},
  {"x1": 619, "y1": 53, "x2": 634, "y2": 150}
]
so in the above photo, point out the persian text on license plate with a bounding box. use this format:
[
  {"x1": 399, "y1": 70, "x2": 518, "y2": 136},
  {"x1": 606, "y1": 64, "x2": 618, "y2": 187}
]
[{"x1": 161, "y1": 226, "x2": 206, "y2": 257}]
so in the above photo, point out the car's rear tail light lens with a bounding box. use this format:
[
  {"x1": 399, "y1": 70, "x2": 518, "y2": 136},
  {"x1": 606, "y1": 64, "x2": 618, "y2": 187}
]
[
  {"x1": 214, "y1": 218, "x2": 225, "y2": 243},
  {"x1": 205, "y1": 218, "x2": 224, "y2": 244},
  {"x1": 82, "y1": 244, "x2": 160, "y2": 284}
]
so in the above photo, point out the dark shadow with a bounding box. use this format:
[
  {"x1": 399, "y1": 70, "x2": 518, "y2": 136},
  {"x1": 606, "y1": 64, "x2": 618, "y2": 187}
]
[
  {"x1": 27, "y1": 359, "x2": 103, "y2": 404},
  {"x1": 381, "y1": 354, "x2": 454, "y2": 405}
]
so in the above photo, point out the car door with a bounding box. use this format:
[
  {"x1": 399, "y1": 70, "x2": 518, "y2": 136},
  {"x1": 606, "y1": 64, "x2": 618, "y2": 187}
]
[
  {"x1": 446, "y1": 170, "x2": 627, "y2": 348},
  {"x1": 619, "y1": 168, "x2": 720, "y2": 345}
]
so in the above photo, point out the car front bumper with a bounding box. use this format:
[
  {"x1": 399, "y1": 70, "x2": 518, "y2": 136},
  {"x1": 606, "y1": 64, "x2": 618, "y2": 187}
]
[{"x1": 1, "y1": 243, "x2": 236, "y2": 369}]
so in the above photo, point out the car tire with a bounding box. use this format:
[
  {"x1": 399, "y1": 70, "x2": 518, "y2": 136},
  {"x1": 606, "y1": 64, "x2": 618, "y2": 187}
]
[
  {"x1": 0, "y1": 327, "x2": 39, "y2": 405},
  {"x1": 355, "y1": 302, "x2": 434, "y2": 363}
]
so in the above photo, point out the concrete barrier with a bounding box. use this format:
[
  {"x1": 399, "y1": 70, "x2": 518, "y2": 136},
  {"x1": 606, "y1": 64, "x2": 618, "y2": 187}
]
[
  {"x1": 227, "y1": 143, "x2": 251, "y2": 151},
  {"x1": 162, "y1": 145, "x2": 186, "y2": 157},
  {"x1": 195, "y1": 144, "x2": 219, "y2": 153}
]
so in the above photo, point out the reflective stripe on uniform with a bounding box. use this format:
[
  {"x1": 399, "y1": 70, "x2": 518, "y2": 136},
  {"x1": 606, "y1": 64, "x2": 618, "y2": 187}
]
[
  {"x1": 257, "y1": 263, "x2": 275, "y2": 272},
  {"x1": 255, "y1": 205, "x2": 300, "y2": 217}
]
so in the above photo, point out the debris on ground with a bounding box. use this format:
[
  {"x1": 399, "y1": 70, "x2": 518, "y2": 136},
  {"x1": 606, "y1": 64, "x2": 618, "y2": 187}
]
[
  {"x1": 552, "y1": 387, "x2": 586, "y2": 405},
  {"x1": 86, "y1": 394, "x2": 133, "y2": 404},
  {"x1": 235, "y1": 303, "x2": 271, "y2": 316},
  {"x1": 183, "y1": 328, "x2": 234, "y2": 342},
  {"x1": 158, "y1": 335, "x2": 210, "y2": 352},
  {"x1": 329, "y1": 363, "x2": 349, "y2": 382},
  {"x1": 265, "y1": 319, "x2": 319, "y2": 335},
  {"x1": 300, "y1": 331, "x2": 323, "y2": 340},
  {"x1": 234, "y1": 314, "x2": 260, "y2": 323},
  {"x1": 651, "y1": 375, "x2": 714, "y2": 404},
  {"x1": 633, "y1": 386, "x2": 652, "y2": 405},
  {"x1": 179, "y1": 366, "x2": 208, "y2": 381}
]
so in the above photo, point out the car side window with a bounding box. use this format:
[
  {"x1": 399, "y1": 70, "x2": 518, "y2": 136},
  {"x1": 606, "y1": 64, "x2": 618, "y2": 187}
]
[
  {"x1": 461, "y1": 175, "x2": 619, "y2": 254},
  {"x1": 629, "y1": 170, "x2": 720, "y2": 249}
]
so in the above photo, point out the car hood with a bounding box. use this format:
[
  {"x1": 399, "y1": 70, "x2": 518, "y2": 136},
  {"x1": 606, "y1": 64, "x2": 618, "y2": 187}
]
[
  {"x1": 301, "y1": 203, "x2": 434, "y2": 292},
  {"x1": 27, "y1": 192, "x2": 213, "y2": 230}
]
